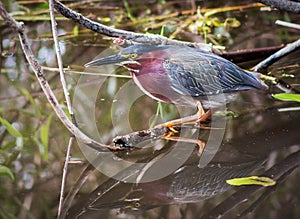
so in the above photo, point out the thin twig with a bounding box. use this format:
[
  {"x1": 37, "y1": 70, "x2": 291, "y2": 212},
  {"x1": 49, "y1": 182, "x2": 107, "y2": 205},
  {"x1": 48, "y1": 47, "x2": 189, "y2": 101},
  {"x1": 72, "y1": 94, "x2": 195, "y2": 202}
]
[
  {"x1": 57, "y1": 136, "x2": 74, "y2": 217},
  {"x1": 49, "y1": 0, "x2": 74, "y2": 121},
  {"x1": 42, "y1": 66, "x2": 132, "y2": 78},
  {"x1": 58, "y1": 163, "x2": 95, "y2": 219},
  {"x1": 49, "y1": 0, "x2": 77, "y2": 216},
  {"x1": 275, "y1": 20, "x2": 300, "y2": 30}
]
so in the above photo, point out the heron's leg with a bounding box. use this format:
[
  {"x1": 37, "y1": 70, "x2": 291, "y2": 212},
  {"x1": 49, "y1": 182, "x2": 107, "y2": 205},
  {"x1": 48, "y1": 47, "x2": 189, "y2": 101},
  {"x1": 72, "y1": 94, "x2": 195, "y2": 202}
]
[{"x1": 155, "y1": 101, "x2": 210, "y2": 132}]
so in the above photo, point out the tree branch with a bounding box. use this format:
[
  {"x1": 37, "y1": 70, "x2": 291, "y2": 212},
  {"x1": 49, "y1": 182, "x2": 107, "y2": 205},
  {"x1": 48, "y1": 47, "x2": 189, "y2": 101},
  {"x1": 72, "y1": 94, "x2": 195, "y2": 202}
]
[
  {"x1": 258, "y1": 0, "x2": 300, "y2": 13},
  {"x1": 51, "y1": 0, "x2": 213, "y2": 51},
  {"x1": 251, "y1": 37, "x2": 300, "y2": 72}
]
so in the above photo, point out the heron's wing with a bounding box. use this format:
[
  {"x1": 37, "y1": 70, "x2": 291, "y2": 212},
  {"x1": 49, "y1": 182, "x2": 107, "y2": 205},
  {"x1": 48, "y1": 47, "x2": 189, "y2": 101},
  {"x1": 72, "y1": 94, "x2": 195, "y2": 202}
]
[{"x1": 163, "y1": 53, "x2": 245, "y2": 96}]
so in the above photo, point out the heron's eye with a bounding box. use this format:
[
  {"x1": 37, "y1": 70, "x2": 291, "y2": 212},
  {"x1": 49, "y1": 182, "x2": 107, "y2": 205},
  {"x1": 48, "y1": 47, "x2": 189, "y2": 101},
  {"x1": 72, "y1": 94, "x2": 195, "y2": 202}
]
[{"x1": 130, "y1": 53, "x2": 137, "y2": 59}]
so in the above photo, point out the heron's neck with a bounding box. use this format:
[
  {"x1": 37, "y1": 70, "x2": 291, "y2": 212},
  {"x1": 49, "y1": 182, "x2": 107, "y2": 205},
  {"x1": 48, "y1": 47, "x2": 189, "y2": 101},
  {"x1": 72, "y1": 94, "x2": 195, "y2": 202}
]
[{"x1": 134, "y1": 51, "x2": 168, "y2": 75}]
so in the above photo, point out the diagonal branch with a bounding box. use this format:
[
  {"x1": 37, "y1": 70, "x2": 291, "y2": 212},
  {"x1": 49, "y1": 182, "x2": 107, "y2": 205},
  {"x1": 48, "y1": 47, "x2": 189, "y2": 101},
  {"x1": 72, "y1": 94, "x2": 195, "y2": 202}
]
[
  {"x1": 258, "y1": 0, "x2": 300, "y2": 13},
  {"x1": 252, "y1": 37, "x2": 300, "y2": 72},
  {"x1": 51, "y1": 0, "x2": 213, "y2": 51}
]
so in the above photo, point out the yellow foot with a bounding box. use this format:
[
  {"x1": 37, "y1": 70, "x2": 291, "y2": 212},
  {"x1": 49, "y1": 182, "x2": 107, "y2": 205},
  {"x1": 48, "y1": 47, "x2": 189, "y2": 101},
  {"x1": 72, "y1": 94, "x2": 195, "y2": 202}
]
[
  {"x1": 154, "y1": 101, "x2": 209, "y2": 131},
  {"x1": 165, "y1": 123, "x2": 179, "y2": 133}
]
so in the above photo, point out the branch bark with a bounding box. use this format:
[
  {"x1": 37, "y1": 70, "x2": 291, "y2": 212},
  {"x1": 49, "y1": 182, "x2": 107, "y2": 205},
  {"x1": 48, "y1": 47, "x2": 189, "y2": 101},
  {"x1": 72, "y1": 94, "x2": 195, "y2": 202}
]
[
  {"x1": 258, "y1": 0, "x2": 300, "y2": 13},
  {"x1": 251, "y1": 37, "x2": 300, "y2": 72},
  {"x1": 51, "y1": 0, "x2": 213, "y2": 51}
]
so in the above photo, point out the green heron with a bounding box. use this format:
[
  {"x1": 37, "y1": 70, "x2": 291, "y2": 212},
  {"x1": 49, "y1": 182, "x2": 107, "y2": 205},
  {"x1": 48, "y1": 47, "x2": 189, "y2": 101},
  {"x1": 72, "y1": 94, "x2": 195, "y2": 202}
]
[{"x1": 85, "y1": 44, "x2": 268, "y2": 132}]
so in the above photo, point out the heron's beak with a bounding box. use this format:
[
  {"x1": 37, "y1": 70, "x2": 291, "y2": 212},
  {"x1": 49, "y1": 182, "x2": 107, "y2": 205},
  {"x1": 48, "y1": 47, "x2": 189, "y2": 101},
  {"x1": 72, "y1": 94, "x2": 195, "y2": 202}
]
[{"x1": 84, "y1": 54, "x2": 127, "y2": 67}]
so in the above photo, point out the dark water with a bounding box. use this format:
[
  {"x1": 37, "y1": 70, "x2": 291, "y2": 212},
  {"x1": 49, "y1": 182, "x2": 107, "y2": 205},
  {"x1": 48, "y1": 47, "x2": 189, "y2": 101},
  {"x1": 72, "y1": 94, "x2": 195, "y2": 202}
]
[{"x1": 1, "y1": 1, "x2": 300, "y2": 218}]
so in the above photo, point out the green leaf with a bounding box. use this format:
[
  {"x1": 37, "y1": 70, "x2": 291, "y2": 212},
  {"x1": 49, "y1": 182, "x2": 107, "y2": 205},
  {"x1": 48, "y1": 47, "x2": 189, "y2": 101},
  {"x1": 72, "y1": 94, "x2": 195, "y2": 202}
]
[
  {"x1": 0, "y1": 117, "x2": 22, "y2": 138},
  {"x1": 35, "y1": 2, "x2": 49, "y2": 10},
  {"x1": 0, "y1": 165, "x2": 14, "y2": 181},
  {"x1": 21, "y1": 88, "x2": 41, "y2": 117},
  {"x1": 272, "y1": 93, "x2": 300, "y2": 103},
  {"x1": 73, "y1": 25, "x2": 79, "y2": 36},
  {"x1": 40, "y1": 125, "x2": 48, "y2": 160},
  {"x1": 40, "y1": 114, "x2": 52, "y2": 160},
  {"x1": 101, "y1": 17, "x2": 111, "y2": 22},
  {"x1": 224, "y1": 18, "x2": 241, "y2": 28},
  {"x1": 149, "y1": 102, "x2": 164, "y2": 128},
  {"x1": 226, "y1": 176, "x2": 276, "y2": 187},
  {"x1": 160, "y1": 25, "x2": 165, "y2": 36}
]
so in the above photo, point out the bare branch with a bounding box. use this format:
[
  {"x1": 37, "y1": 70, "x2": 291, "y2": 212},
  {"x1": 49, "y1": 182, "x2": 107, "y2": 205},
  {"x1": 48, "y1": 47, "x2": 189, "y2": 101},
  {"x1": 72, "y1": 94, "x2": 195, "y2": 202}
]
[
  {"x1": 57, "y1": 136, "x2": 75, "y2": 217},
  {"x1": 49, "y1": 0, "x2": 74, "y2": 120},
  {"x1": 275, "y1": 20, "x2": 300, "y2": 30},
  {"x1": 58, "y1": 163, "x2": 95, "y2": 219},
  {"x1": 251, "y1": 38, "x2": 300, "y2": 72},
  {"x1": 258, "y1": 0, "x2": 300, "y2": 13},
  {"x1": 51, "y1": 0, "x2": 213, "y2": 51},
  {"x1": 48, "y1": 0, "x2": 77, "y2": 215},
  {"x1": 0, "y1": 2, "x2": 24, "y2": 32}
]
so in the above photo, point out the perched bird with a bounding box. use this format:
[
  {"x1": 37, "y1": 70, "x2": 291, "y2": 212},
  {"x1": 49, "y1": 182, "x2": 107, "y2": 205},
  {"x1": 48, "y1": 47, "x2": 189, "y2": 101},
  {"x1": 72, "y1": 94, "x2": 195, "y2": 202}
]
[{"x1": 85, "y1": 44, "x2": 268, "y2": 127}]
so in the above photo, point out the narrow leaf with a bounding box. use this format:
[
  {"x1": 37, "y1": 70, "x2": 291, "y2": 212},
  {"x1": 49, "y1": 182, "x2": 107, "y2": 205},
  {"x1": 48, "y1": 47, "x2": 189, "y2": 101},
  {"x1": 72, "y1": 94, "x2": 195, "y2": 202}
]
[
  {"x1": 73, "y1": 25, "x2": 79, "y2": 36},
  {"x1": 226, "y1": 176, "x2": 276, "y2": 187},
  {"x1": 272, "y1": 93, "x2": 300, "y2": 103},
  {"x1": 0, "y1": 165, "x2": 14, "y2": 181},
  {"x1": 0, "y1": 117, "x2": 22, "y2": 138},
  {"x1": 40, "y1": 114, "x2": 52, "y2": 160},
  {"x1": 21, "y1": 88, "x2": 41, "y2": 117},
  {"x1": 40, "y1": 125, "x2": 48, "y2": 160}
]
